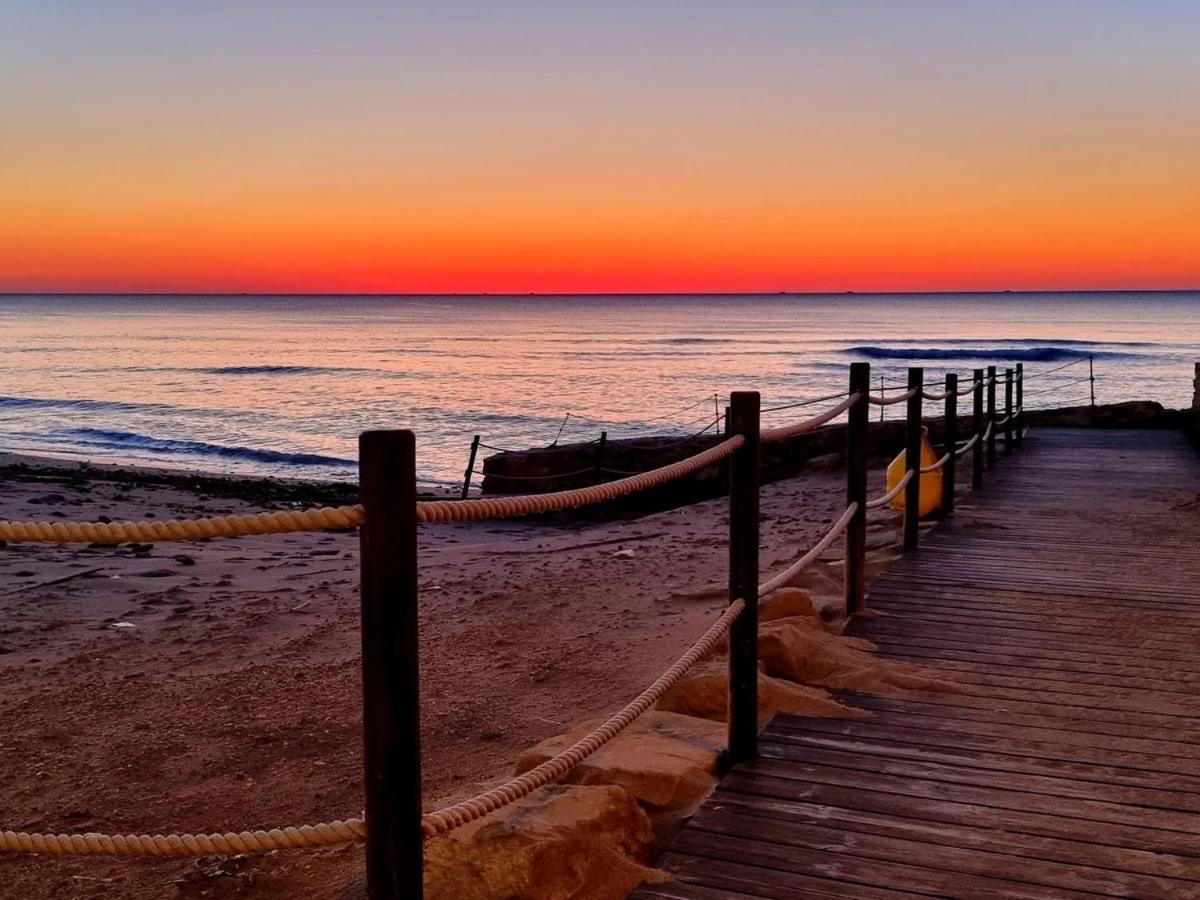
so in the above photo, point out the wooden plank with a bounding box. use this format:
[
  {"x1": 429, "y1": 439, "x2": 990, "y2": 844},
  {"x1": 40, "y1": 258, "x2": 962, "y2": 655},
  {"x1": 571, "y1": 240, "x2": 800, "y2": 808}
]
[
  {"x1": 655, "y1": 853, "x2": 931, "y2": 899},
  {"x1": 687, "y1": 806, "x2": 1196, "y2": 897},
  {"x1": 635, "y1": 429, "x2": 1200, "y2": 899}
]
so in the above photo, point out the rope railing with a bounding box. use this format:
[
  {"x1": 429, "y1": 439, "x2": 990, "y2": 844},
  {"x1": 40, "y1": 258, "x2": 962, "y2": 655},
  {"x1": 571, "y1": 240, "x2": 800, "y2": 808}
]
[
  {"x1": 0, "y1": 357, "x2": 1046, "y2": 892},
  {"x1": 761, "y1": 389, "x2": 849, "y2": 414},
  {"x1": 867, "y1": 387, "x2": 917, "y2": 406},
  {"x1": 760, "y1": 393, "x2": 861, "y2": 444},
  {"x1": 417, "y1": 437, "x2": 742, "y2": 523},
  {"x1": 1022, "y1": 355, "x2": 1088, "y2": 379},
  {"x1": 866, "y1": 468, "x2": 913, "y2": 509},
  {"x1": 920, "y1": 451, "x2": 952, "y2": 474},
  {"x1": 0, "y1": 505, "x2": 366, "y2": 544},
  {"x1": 0, "y1": 438, "x2": 744, "y2": 542},
  {"x1": 757, "y1": 503, "x2": 858, "y2": 596},
  {"x1": 1023, "y1": 376, "x2": 1091, "y2": 397},
  {"x1": 0, "y1": 819, "x2": 365, "y2": 857},
  {"x1": 419, "y1": 599, "x2": 745, "y2": 836}
]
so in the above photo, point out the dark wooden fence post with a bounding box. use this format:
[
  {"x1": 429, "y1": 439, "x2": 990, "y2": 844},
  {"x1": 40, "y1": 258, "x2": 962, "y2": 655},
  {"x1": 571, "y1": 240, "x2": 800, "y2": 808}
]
[
  {"x1": 595, "y1": 430, "x2": 608, "y2": 482},
  {"x1": 986, "y1": 365, "x2": 997, "y2": 469},
  {"x1": 903, "y1": 367, "x2": 923, "y2": 553},
  {"x1": 1015, "y1": 363, "x2": 1024, "y2": 448},
  {"x1": 727, "y1": 391, "x2": 760, "y2": 765},
  {"x1": 1004, "y1": 368, "x2": 1014, "y2": 457},
  {"x1": 460, "y1": 435, "x2": 480, "y2": 500},
  {"x1": 943, "y1": 373, "x2": 957, "y2": 514},
  {"x1": 844, "y1": 363, "x2": 870, "y2": 616},
  {"x1": 359, "y1": 430, "x2": 423, "y2": 900},
  {"x1": 972, "y1": 368, "x2": 984, "y2": 489},
  {"x1": 723, "y1": 405, "x2": 731, "y2": 436}
]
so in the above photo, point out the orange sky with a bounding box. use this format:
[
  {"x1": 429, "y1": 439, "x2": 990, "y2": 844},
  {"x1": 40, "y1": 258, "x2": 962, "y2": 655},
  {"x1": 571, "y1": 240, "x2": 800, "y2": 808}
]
[{"x1": 3, "y1": 2, "x2": 1199, "y2": 293}]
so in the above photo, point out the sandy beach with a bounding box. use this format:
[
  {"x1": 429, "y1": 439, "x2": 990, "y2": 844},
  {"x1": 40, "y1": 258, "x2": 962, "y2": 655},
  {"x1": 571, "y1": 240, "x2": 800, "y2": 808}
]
[{"x1": 0, "y1": 449, "x2": 905, "y2": 899}]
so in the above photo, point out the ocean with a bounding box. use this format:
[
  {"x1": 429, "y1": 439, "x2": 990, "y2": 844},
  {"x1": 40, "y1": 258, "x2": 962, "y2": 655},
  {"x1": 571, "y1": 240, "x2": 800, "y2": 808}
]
[{"x1": 0, "y1": 293, "x2": 1196, "y2": 488}]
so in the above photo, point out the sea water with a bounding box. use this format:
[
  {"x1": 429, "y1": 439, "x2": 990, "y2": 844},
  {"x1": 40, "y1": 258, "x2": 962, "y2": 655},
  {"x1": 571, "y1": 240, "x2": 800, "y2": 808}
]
[{"x1": 0, "y1": 293, "x2": 1196, "y2": 487}]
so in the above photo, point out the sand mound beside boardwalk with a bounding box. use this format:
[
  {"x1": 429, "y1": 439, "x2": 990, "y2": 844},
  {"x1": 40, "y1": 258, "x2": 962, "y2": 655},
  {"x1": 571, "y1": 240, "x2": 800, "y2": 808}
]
[{"x1": 426, "y1": 587, "x2": 959, "y2": 899}]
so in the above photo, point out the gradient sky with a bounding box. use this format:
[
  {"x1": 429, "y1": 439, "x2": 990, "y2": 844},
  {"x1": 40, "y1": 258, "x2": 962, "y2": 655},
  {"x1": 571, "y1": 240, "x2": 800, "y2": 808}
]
[{"x1": 3, "y1": 1, "x2": 1199, "y2": 293}]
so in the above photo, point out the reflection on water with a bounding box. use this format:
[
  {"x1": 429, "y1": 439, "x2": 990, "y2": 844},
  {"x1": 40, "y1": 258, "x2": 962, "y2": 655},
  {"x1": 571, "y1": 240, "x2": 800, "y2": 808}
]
[{"x1": 0, "y1": 293, "x2": 1196, "y2": 486}]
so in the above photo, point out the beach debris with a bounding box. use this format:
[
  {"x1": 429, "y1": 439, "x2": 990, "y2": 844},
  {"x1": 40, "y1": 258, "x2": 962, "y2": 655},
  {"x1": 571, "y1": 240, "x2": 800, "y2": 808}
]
[
  {"x1": 128, "y1": 542, "x2": 153, "y2": 555},
  {"x1": 611, "y1": 548, "x2": 636, "y2": 559},
  {"x1": 173, "y1": 554, "x2": 196, "y2": 566},
  {"x1": 110, "y1": 621, "x2": 137, "y2": 629}
]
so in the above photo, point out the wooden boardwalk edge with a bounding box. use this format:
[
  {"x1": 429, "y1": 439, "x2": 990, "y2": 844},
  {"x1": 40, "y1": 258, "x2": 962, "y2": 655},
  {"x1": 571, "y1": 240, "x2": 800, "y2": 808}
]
[{"x1": 635, "y1": 428, "x2": 1200, "y2": 899}]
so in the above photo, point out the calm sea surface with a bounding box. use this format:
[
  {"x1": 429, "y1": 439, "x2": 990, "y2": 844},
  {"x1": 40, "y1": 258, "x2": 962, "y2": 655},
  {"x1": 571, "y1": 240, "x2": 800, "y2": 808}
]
[{"x1": 0, "y1": 293, "x2": 1196, "y2": 487}]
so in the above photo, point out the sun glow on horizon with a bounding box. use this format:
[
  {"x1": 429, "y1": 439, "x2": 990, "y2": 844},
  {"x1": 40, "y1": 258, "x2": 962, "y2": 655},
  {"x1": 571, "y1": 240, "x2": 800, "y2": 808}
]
[{"x1": 3, "y1": 1, "x2": 1199, "y2": 294}]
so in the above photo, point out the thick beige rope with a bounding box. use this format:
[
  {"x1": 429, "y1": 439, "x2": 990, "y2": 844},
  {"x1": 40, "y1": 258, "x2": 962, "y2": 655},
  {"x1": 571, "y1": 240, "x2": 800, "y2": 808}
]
[
  {"x1": 414, "y1": 436, "x2": 742, "y2": 523},
  {"x1": 957, "y1": 432, "x2": 981, "y2": 453},
  {"x1": 0, "y1": 505, "x2": 365, "y2": 544},
  {"x1": 0, "y1": 600, "x2": 745, "y2": 855},
  {"x1": 867, "y1": 387, "x2": 917, "y2": 406},
  {"x1": 920, "y1": 452, "x2": 953, "y2": 474},
  {"x1": 0, "y1": 437, "x2": 744, "y2": 542},
  {"x1": 866, "y1": 469, "x2": 913, "y2": 509},
  {"x1": 920, "y1": 388, "x2": 952, "y2": 402},
  {"x1": 0, "y1": 819, "x2": 365, "y2": 857},
  {"x1": 757, "y1": 503, "x2": 858, "y2": 596},
  {"x1": 759, "y1": 393, "x2": 861, "y2": 444},
  {"x1": 419, "y1": 600, "x2": 745, "y2": 836}
]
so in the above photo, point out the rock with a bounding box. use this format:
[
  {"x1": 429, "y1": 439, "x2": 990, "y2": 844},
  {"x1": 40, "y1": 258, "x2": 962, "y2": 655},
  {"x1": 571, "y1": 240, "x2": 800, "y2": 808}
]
[
  {"x1": 759, "y1": 587, "x2": 821, "y2": 622},
  {"x1": 656, "y1": 659, "x2": 858, "y2": 727},
  {"x1": 515, "y1": 711, "x2": 724, "y2": 826},
  {"x1": 173, "y1": 554, "x2": 196, "y2": 566},
  {"x1": 423, "y1": 784, "x2": 663, "y2": 900},
  {"x1": 757, "y1": 616, "x2": 954, "y2": 693}
]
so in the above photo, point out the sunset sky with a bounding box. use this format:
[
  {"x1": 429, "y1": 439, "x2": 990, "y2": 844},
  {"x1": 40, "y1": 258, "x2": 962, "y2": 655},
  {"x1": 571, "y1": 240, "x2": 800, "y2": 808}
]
[{"x1": 3, "y1": 1, "x2": 1198, "y2": 294}]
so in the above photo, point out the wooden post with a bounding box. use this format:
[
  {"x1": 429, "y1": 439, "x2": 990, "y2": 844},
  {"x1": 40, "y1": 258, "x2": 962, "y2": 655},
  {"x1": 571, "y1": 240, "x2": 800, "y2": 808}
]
[
  {"x1": 460, "y1": 435, "x2": 480, "y2": 500},
  {"x1": 359, "y1": 430, "x2": 423, "y2": 900},
  {"x1": 1015, "y1": 363, "x2": 1024, "y2": 448},
  {"x1": 903, "y1": 367, "x2": 923, "y2": 553},
  {"x1": 595, "y1": 431, "x2": 608, "y2": 481},
  {"x1": 878, "y1": 376, "x2": 885, "y2": 422},
  {"x1": 723, "y1": 405, "x2": 731, "y2": 436},
  {"x1": 1193, "y1": 362, "x2": 1200, "y2": 411},
  {"x1": 972, "y1": 368, "x2": 984, "y2": 489},
  {"x1": 943, "y1": 373, "x2": 957, "y2": 514},
  {"x1": 844, "y1": 363, "x2": 870, "y2": 616},
  {"x1": 1003, "y1": 368, "x2": 1014, "y2": 457},
  {"x1": 727, "y1": 391, "x2": 760, "y2": 765},
  {"x1": 986, "y1": 365, "x2": 997, "y2": 469},
  {"x1": 1089, "y1": 355, "x2": 1096, "y2": 407}
]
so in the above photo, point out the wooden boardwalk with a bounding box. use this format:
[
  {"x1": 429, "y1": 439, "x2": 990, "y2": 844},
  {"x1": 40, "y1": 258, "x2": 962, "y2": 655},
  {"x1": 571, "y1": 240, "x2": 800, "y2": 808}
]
[{"x1": 640, "y1": 428, "x2": 1200, "y2": 899}]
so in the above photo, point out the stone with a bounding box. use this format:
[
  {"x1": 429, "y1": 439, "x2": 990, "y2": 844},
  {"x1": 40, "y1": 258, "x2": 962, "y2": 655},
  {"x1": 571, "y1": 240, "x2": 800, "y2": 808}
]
[
  {"x1": 515, "y1": 711, "x2": 724, "y2": 821},
  {"x1": 757, "y1": 616, "x2": 954, "y2": 693},
  {"x1": 759, "y1": 587, "x2": 821, "y2": 622},
  {"x1": 423, "y1": 784, "x2": 663, "y2": 900},
  {"x1": 656, "y1": 659, "x2": 858, "y2": 727}
]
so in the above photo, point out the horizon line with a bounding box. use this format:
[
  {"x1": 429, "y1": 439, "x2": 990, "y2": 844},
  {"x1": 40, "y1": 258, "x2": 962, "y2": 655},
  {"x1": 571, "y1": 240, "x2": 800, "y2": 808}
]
[{"x1": 1, "y1": 288, "x2": 1198, "y2": 298}]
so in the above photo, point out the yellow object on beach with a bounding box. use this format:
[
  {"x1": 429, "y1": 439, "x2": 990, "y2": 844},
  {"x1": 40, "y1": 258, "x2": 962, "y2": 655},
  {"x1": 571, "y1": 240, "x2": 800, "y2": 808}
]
[{"x1": 886, "y1": 427, "x2": 942, "y2": 517}]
